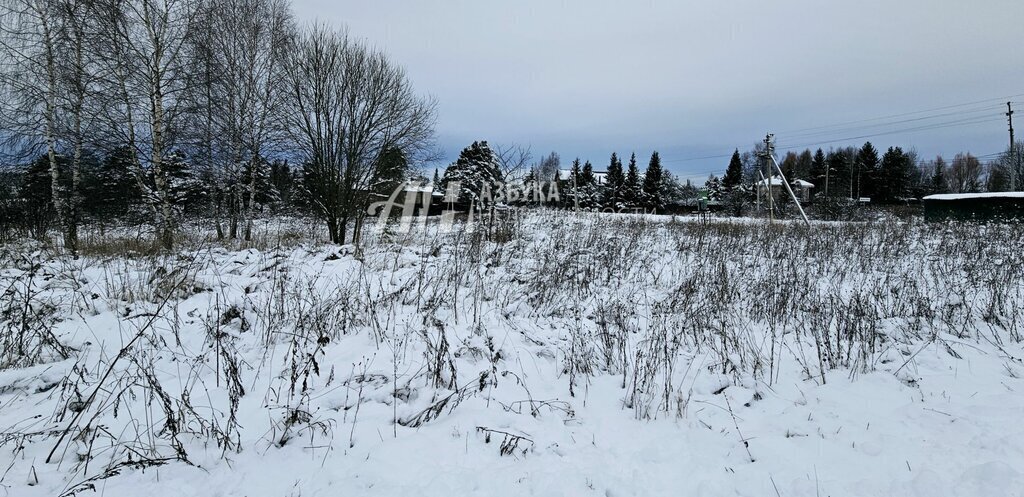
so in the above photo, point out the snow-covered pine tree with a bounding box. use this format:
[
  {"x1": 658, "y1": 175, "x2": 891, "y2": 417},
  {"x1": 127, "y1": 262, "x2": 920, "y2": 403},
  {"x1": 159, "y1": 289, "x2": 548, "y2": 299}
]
[
  {"x1": 723, "y1": 149, "x2": 743, "y2": 192},
  {"x1": 808, "y1": 148, "x2": 827, "y2": 200},
  {"x1": 642, "y1": 151, "x2": 664, "y2": 210},
  {"x1": 625, "y1": 152, "x2": 640, "y2": 206},
  {"x1": 604, "y1": 152, "x2": 624, "y2": 208},
  {"x1": 82, "y1": 146, "x2": 138, "y2": 220},
  {"x1": 549, "y1": 169, "x2": 563, "y2": 207},
  {"x1": 441, "y1": 141, "x2": 502, "y2": 207},
  {"x1": 704, "y1": 175, "x2": 723, "y2": 201},
  {"x1": 373, "y1": 146, "x2": 409, "y2": 200},
  {"x1": 522, "y1": 168, "x2": 538, "y2": 204},
  {"x1": 856, "y1": 142, "x2": 880, "y2": 200},
  {"x1": 159, "y1": 151, "x2": 206, "y2": 217},
  {"x1": 562, "y1": 158, "x2": 582, "y2": 209},
  {"x1": 269, "y1": 160, "x2": 296, "y2": 210},
  {"x1": 580, "y1": 160, "x2": 599, "y2": 208},
  {"x1": 242, "y1": 156, "x2": 278, "y2": 212},
  {"x1": 879, "y1": 146, "x2": 911, "y2": 203},
  {"x1": 18, "y1": 155, "x2": 58, "y2": 239}
]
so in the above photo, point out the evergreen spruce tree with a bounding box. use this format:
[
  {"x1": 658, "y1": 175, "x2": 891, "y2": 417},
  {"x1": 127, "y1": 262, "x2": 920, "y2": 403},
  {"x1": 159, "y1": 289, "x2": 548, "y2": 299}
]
[
  {"x1": 642, "y1": 151, "x2": 665, "y2": 210},
  {"x1": 373, "y1": 147, "x2": 409, "y2": 203},
  {"x1": 856, "y1": 142, "x2": 880, "y2": 200},
  {"x1": 160, "y1": 151, "x2": 206, "y2": 216},
  {"x1": 930, "y1": 157, "x2": 948, "y2": 194},
  {"x1": 441, "y1": 141, "x2": 503, "y2": 206},
  {"x1": 796, "y1": 149, "x2": 814, "y2": 180},
  {"x1": 522, "y1": 168, "x2": 538, "y2": 204},
  {"x1": 625, "y1": 152, "x2": 640, "y2": 205},
  {"x1": 269, "y1": 160, "x2": 296, "y2": 210},
  {"x1": 722, "y1": 149, "x2": 749, "y2": 216},
  {"x1": 19, "y1": 155, "x2": 57, "y2": 238},
  {"x1": 580, "y1": 160, "x2": 598, "y2": 208},
  {"x1": 723, "y1": 149, "x2": 743, "y2": 192},
  {"x1": 569, "y1": 158, "x2": 581, "y2": 181},
  {"x1": 704, "y1": 175, "x2": 723, "y2": 201},
  {"x1": 242, "y1": 156, "x2": 277, "y2": 211},
  {"x1": 826, "y1": 149, "x2": 852, "y2": 200},
  {"x1": 80, "y1": 148, "x2": 134, "y2": 220},
  {"x1": 879, "y1": 146, "x2": 911, "y2": 203},
  {"x1": 810, "y1": 148, "x2": 827, "y2": 197},
  {"x1": 581, "y1": 160, "x2": 595, "y2": 184},
  {"x1": 604, "y1": 152, "x2": 625, "y2": 207},
  {"x1": 780, "y1": 152, "x2": 798, "y2": 182},
  {"x1": 564, "y1": 158, "x2": 582, "y2": 208}
]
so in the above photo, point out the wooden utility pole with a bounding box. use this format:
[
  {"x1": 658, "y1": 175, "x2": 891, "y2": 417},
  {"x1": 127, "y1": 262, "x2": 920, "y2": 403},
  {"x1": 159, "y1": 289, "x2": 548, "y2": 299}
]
[
  {"x1": 766, "y1": 137, "x2": 810, "y2": 227},
  {"x1": 848, "y1": 153, "x2": 855, "y2": 201},
  {"x1": 1009, "y1": 102, "x2": 1016, "y2": 147},
  {"x1": 1008, "y1": 102, "x2": 1017, "y2": 190},
  {"x1": 824, "y1": 158, "x2": 830, "y2": 200},
  {"x1": 763, "y1": 134, "x2": 775, "y2": 223}
]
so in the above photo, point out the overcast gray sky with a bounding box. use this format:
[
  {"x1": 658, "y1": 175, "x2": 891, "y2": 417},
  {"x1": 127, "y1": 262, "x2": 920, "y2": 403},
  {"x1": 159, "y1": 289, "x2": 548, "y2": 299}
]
[{"x1": 292, "y1": 0, "x2": 1024, "y2": 181}]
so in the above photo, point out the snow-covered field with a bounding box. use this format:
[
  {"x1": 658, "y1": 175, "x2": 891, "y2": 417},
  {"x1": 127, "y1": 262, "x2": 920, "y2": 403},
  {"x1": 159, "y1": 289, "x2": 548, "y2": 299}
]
[{"x1": 2, "y1": 211, "x2": 1023, "y2": 496}]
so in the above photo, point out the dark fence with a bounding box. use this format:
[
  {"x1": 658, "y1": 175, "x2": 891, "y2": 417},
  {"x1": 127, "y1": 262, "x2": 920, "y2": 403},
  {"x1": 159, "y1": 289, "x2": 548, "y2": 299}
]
[{"x1": 923, "y1": 194, "x2": 1024, "y2": 222}]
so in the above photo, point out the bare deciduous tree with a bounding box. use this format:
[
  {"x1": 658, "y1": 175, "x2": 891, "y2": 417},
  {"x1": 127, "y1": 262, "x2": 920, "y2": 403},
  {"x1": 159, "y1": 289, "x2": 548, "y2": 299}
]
[
  {"x1": 93, "y1": 0, "x2": 201, "y2": 250},
  {"x1": 190, "y1": 0, "x2": 294, "y2": 241},
  {"x1": 0, "y1": 0, "x2": 95, "y2": 253},
  {"x1": 283, "y1": 26, "x2": 436, "y2": 244},
  {"x1": 948, "y1": 153, "x2": 983, "y2": 194},
  {"x1": 495, "y1": 143, "x2": 532, "y2": 182},
  {"x1": 535, "y1": 151, "x2": 560, "y2": 183}
]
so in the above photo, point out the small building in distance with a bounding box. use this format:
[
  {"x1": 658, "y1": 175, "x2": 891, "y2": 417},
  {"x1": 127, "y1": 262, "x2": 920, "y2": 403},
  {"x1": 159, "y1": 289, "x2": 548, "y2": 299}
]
[
  {"x1": 756, "y1": 176, "x2": 815, "y2": 203},
  {"x1": 558, "y1": 169, "x2": 608, "y2": 185},
  {"x1": 922, "y1": 192, "x2": 1024, "y2": 221}
]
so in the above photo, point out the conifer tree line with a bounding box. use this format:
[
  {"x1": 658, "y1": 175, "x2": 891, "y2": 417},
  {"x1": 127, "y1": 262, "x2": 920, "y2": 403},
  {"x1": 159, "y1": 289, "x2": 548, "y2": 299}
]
[
  {"x1": 0, "y1": 0, "x2": 437, "y2": 250},
  {"x1": 705, "y1": 140, "x2": 1024, "y2": 211},
  {"x1": 437, "y1": 141, "x2": 683, "y2": 212}
]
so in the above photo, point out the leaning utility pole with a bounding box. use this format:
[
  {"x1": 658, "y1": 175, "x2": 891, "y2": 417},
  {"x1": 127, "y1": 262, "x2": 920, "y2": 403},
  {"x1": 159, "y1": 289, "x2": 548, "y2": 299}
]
[
  {"x1": 1008, "y1": 102, "x2": 1017, "y2": 190},
  {"x1": 760, "y1": 133, "x2": 810, "y2": 227}
]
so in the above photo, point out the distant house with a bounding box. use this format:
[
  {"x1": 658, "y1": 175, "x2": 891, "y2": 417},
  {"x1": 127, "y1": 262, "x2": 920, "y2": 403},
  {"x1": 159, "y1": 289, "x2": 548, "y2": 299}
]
[
  {"x1": 923, "y1": 192, "x2": 1024, "y2": 221},
  {"x1": 559, "y1": 169, "x2": 609, "y2": 185},
  {"x1": 756, "y1": 176, "x2": 815, "y2": 203},
  {"x1": 367, "y1": 182, "x2": 445, "y2": 217}
]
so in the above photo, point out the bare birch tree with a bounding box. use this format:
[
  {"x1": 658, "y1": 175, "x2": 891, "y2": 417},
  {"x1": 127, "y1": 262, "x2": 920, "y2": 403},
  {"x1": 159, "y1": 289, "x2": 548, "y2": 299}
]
[
  {"x1": 92, "y1": 0, "x2": 200, "y2": 250},
  {"x1": 184, "y1": 0, "x2": 293, "y2": 241},
  {"x1": 0, "y1": 0, "x2": 83, "y2": 252}
]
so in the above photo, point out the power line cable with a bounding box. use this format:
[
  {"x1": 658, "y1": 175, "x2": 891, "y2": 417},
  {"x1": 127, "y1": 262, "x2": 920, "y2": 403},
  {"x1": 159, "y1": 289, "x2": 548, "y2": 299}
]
[
  {"x1": 780, "y1": 105, "x2": 1004, "y2": 141},
  {"x1": 662, "y1": 152, "x2": 734, "y2": 164},
  {"x1": 777, "y1": 116, "x2": 1003, "y2": 151},
  {"x1": 661, "y1": 94, "x2": 1021, "y2": 167},
  {"x1": 776, "y1": 94, "x2": 1024, "y2": 135}
]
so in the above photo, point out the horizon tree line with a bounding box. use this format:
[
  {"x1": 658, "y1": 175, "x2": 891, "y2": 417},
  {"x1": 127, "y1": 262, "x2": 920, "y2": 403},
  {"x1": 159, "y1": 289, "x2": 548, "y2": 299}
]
[
  {"x1": 436, "y1": 142, "x2": 680, "y2": 212},
  {"x1": 706, "y1": 140, "x2": 1024, "y2": 213}
]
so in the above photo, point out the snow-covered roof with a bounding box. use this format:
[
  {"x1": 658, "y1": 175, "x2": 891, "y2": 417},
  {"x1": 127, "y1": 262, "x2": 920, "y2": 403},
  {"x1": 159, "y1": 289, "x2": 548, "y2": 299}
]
[
  {"x1": 756, "y1": 176, "x2": 814, "y2": 188},
  {"x1": 402, "y1": 184, "x2": 434, "y2": 194},
  {"x1": 923, "y1": 192, "x2": 1024, "y2": 201},
  {"x1": 755, "y1": 176, "x2": 785, "y2": 187},
  {"x1": 558, "y1": 169, "x2": 609, "y2": 184}
]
